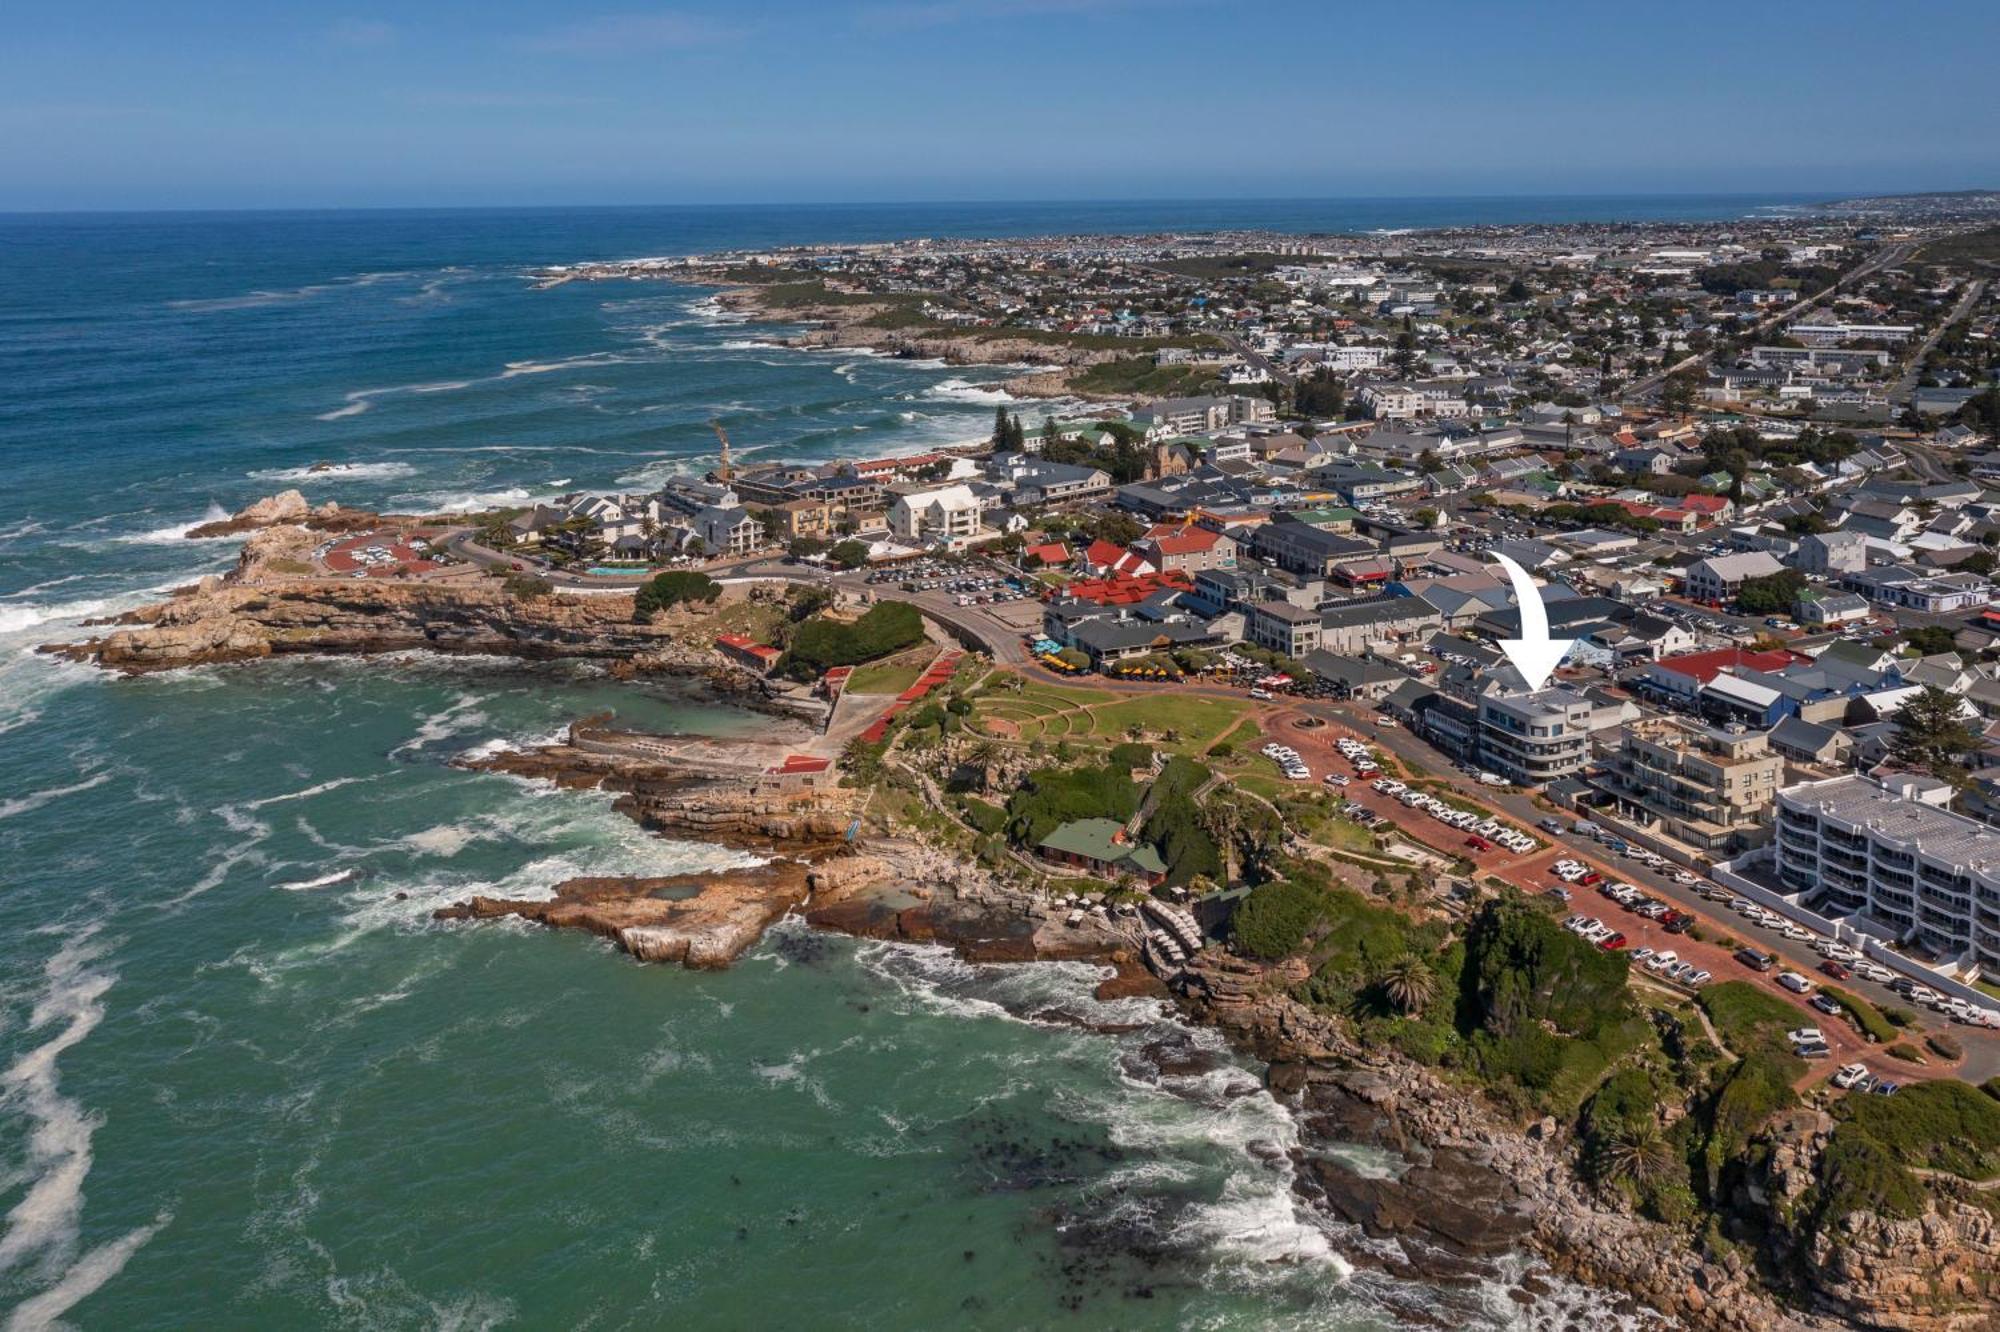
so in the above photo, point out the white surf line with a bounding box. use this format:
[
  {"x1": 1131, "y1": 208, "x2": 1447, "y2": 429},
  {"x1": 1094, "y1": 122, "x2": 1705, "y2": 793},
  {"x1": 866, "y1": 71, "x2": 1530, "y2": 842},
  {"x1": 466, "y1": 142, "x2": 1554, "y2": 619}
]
[{"x1": 0, "y1": 927, "x2": 167, "y2": 1329}]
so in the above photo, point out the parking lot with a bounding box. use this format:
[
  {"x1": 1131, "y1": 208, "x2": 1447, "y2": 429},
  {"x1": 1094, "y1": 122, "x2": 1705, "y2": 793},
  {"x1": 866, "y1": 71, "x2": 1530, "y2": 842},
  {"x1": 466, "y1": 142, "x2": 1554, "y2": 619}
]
[{"x1": 1261, "y1": 706, "x2": 2000, "y2": 1089}]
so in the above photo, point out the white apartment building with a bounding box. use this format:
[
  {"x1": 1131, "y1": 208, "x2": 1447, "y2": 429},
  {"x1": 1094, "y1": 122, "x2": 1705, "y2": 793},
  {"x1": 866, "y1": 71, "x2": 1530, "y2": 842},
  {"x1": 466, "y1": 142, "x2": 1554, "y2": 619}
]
[
  {"x1": 1775, "y1": 775, "x2": 2000, "y2": 980},
  {"x1": 887, "y1": 484, "x2": 983, "y2": 542}
]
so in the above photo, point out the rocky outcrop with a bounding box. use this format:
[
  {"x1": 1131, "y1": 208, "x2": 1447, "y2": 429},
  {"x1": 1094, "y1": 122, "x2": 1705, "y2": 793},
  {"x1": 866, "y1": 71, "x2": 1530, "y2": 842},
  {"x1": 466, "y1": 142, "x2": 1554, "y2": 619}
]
[
  {"x1": 1175, "y1": 950, "x2": 1820, "y2": 1331},
  {"x1": 187, "y1": 488, "x2": 354, "y2": 538},
  {"x1": 44, "y1": 536, "x2": 787, "y2": 705},
  {"x1": 1736, "y1": 1114, "x2": 2000, "y2": 1331},
  {"x1": 436, "y1": 862, "x2": 813, "y2": 968}
]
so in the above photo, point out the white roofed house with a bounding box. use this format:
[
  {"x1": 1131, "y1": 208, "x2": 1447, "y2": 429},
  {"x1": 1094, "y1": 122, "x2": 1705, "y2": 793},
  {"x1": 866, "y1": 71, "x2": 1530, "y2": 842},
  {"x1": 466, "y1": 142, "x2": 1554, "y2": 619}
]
[
  {"x1": 887, "y1": 483, "x2": 984, "y2": 546},
  {"x1": 691, "y1": 505, "x2": 763, "y2": 558}
]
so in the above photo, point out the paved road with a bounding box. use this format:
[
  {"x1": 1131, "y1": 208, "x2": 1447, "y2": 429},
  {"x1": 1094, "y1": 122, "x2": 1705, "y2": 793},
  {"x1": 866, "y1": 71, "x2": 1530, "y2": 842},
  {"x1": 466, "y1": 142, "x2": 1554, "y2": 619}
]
[
  {"x1": 1889, "y1": 276, "x2": 1987, "y2": 405},
  {"x1": 1626, "y1": 242, "x2": 1917, "y2": 401},
  {"x1": 1279, "y1": 700, "x2": 2000, "y2": 1086}
]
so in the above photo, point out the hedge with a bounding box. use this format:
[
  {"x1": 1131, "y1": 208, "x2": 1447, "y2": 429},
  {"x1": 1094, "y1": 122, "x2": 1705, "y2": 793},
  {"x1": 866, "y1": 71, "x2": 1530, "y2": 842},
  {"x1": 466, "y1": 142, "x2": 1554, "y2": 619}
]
[
  {"x1": 1820, "y1": 986, "x2": 1897, "y2": 1044},
  {"x1": 781, "y1": 601, "x2": 926, "y2": 679}
]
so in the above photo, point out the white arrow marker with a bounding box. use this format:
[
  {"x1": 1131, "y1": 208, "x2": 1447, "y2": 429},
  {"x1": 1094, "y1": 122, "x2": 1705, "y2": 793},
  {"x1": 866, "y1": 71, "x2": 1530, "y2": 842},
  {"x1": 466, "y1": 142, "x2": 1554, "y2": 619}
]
[{"x1": 1490, "y1": 551, "x2": 1574, "y2": 692}]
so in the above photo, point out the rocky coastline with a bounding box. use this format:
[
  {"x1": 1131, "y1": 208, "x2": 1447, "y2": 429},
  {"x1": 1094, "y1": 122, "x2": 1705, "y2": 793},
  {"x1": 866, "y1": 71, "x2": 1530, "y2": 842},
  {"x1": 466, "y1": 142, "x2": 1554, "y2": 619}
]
[
  {"x1": 708, "y1": 284, "x2": 1139, "y2": 401},
  {"x1": 42, "y1": 512, "x2": 807, "y2": 719}
]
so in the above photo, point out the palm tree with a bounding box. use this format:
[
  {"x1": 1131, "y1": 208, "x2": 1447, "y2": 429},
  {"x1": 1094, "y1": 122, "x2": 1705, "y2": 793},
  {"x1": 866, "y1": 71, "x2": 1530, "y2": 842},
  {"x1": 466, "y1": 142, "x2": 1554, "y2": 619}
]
[
  {"x1": 1596, "y1": 1123, "x2": 1675, "y2": 1187},
  {"x1": 1378, "y1": 956, "x2": 1438, "y2": 1016}
]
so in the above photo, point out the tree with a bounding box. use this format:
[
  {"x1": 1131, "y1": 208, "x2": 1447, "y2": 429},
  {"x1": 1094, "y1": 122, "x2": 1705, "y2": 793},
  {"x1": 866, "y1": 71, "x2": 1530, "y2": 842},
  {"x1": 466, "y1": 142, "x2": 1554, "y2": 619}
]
[
  {"x1": 1377, "y1": 956, "x2": 1438, "y2": 1016},
  {"x1": 991, "y1": 404, "x2": 1011, "y2": 451},
  {"x1": 1597, "y1": 1123, "x2": 1676, "y2": 1188},
  {"x1": 1888, "y1": 684, "x2": 1980, "y2": 782},
  {"x1": 828, "y1": 539, "x2": 870, "y2": 570},
  {"x1": 633, "y1": 570, "x2": 721, "y2": 622},
  {"x1": 1410, "y1": 507, "x2": 1440, "y2": 530},
  {"x1": 1661, "y1": 369, "x2": 1700, "y2": 418},
  {"x1": 1902, "y1": 625, "x2": 1958, "y2": 657}
]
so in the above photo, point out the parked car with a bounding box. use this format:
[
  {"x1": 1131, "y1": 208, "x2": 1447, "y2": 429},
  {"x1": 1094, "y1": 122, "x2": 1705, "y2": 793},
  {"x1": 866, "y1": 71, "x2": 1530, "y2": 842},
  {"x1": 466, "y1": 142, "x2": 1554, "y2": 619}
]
[
  {"x1": 1777, "y1": 971, "x2": 1814, "y2": 995},
  {"x1": 1818, "y1": 960, "x2": 1850, "y2": 980},
  {"x1": 1735, "y1": 948, "x2": 1777, "y2": 972}
]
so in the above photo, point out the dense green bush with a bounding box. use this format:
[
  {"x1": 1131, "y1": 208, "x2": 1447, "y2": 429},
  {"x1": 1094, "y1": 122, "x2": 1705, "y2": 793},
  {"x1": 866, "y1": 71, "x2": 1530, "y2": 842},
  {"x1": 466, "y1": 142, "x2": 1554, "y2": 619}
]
[
  {"x1": 1836, "y1": 1079, "x2": 2000, "y2": 1180},
  {"x1": 1819, "y1": 986, "x2": 1897, "y2": 1043},
  {"x1": 633, "y1": 570, "x2": 721, "y2": 621},
  {"x1": 1107, "y1": 742, "x2": 1154, "y2": 771},
  {"x1": 502, "y1": 573, "x2": 553, "y2": 600},
  {"x1": 1230, "y1": 880, "x2": 1329, "y2": 960},
  {"x1": 1812, "y1": 1131, "x2": 1929, "y2": 1223},
  {"x1": 1460, "y1": 897, "x2": 1629, "y2": 1041},
  {"x1": 781, "y1": 601, "x2": 926, "y2": 679},
  {"x1": 1141, "y1": 757, "x2": 1220, "y2": 886},
  {"x1": 1003, "y1": 761, "x2": 1141, "y2": 850}
]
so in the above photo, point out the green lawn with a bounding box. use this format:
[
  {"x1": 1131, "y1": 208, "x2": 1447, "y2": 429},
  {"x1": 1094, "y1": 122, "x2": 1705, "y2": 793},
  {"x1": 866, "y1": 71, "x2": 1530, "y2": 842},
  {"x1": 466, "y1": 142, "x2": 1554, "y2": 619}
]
[
  {"x1": 1700, "y1": 981, "x2": 1811, "y2": 1060},
  {"x1": 844, "y1": 648, "x2": 935, "y2": 695},
  {"x1": 1313, "y1": 815, "x2": 1379, "y2": 854},
  {"x1": 1083, "y1": 694, "x2": 1249, "y2": 753}
]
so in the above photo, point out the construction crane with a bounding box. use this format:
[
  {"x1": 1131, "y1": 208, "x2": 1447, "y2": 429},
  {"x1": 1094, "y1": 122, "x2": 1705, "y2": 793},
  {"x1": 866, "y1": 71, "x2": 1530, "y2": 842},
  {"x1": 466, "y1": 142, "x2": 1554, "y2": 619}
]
[{"x1": 708, "y1": 419, "x2": 733, "y2": 484}]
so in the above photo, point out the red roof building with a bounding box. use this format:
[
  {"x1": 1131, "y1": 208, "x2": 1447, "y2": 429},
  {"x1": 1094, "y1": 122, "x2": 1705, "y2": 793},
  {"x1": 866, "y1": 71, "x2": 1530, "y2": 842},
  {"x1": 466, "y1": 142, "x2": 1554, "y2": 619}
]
[
  {"x1": 1650, "y1": 646, "x2": 1804, "y2": 685},
  {"x1": 715, "y1": 633, "x2": 783, "y2": 672},
  {"x1": 1023, "y1": 541, "x2": 1072, "y2": 567},
  {"x1": 1059, "y1": 570, "x2": 1191, "y2": 607}
]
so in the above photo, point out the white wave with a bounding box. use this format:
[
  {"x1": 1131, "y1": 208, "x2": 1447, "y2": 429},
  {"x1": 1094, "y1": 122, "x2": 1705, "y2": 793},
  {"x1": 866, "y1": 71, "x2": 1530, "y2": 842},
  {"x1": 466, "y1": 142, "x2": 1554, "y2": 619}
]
[
  {"x1": 4, "y1": 1210, "x2": 170, "y2": 1332},
  {"x1": 0, "y1": 520, "x2": 47, "y2": 546},
  {"x1": 111, "y1": 504, "x2": 233, "y2": 545},
  {"x1": 273, "y1": 869, "x2": 359, "y2": 893},
  {"x1": 0, "y1": 930, "x2": 117, "y2": 1280},
  {"x1": 242, "y1": 775, "x2": 376, "y2": 810},
  {"x1": 247, "y1": 461, "x2": 418, "y2": 484},
  {"x1": 922, "y1": 377, "x2": 1016, "y2": 405},
  {"x1": 496, "y1": 353, "x2": 631, "y2": 380},
  {"x1": 0, "y1": 773, "x2": 113, "y2": 823},
  {"x1": 394, "y1": 487, "x2": 536, "y2": 516},
  {"x1": 315, "y1": 379, "x2": 476, "y2": 422},
  {"x1": 401, "y1": 824, "x2": 479, "y2": 858},
  {"x1": 717, "y1": 338, "x2": 786, "y2": 351},
  {"x1": 391, "y1": 694, "x2": 488, "y2": 755}
]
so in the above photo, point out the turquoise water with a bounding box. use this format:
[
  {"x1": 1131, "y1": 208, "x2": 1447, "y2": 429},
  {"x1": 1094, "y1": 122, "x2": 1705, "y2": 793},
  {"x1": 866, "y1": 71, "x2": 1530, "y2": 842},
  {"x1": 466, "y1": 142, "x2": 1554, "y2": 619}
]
[{"x1": 0, "y1": 202, "x2": 1727, "y2": 1328}]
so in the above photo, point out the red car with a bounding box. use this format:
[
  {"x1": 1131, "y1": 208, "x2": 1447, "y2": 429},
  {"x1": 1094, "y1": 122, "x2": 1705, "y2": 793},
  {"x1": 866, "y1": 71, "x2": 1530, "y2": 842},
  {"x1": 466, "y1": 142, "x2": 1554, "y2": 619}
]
[
  {"x1": 1599, "y1": 933, "x2": 1627, "y2": 950},
  {"x1": 1819, "y1": 960, "x2": 1850, "y2": 980},
  {"x1": 1578, "y1": 871, "x2": 1603, "y2": 886},
  {"x1": 1465, "y1": 835, "x2": 1494, "y2": 852}
]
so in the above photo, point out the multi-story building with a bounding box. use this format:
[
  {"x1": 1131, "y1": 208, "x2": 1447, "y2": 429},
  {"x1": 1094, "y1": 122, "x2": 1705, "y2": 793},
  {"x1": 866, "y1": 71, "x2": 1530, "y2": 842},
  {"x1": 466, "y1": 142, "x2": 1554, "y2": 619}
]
[
  {"x1": 1475, "y1": 688, "x2": 1594, "y2": 786},
  {"x1": 1598, "y1": 718, "x2": 1784, "y2": 853},
  {"x1": 887, "y1": 483, "x2": 984, "y2": 543},
  {"x1": 1774, "y1": 774, "x2": 2000, "y2": 979},
  {"x1": 1245, "y1": 600, "x2": 1323, "y2": 657},
  {"x1": 1684, "y1": 551, "x2": 1786, "y2": 605},
  {"x1": 1793, "y1": 529, "x2": 1868, "y2": 576}
]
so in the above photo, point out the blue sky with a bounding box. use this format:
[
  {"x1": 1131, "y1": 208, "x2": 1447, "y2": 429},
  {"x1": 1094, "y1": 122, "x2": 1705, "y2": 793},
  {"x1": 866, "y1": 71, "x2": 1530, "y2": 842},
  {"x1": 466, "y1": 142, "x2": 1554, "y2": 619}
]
[{"x1": 3, "y1": 0, "x2": 1996, "y2": 210}]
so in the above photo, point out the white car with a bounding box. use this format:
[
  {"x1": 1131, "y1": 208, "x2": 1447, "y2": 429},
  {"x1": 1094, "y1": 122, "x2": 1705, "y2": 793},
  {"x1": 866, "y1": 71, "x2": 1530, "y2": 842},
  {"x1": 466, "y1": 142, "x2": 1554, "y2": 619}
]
[
  {"x1": 1832, "y1": 1063, "x2": 1871, "y2": 1090},
  {"x1": 1787, "y1": 1027, "x2": 1824, "y2": 1046},
  {"x1": 1777, "y1": 972, "x2": 1814, "y2": 995}
]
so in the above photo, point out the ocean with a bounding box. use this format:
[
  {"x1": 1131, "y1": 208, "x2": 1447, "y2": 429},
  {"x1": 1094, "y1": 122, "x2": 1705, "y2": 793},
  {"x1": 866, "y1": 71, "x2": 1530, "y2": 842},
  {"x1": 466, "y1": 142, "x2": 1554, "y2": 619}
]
[{"x1": 0, "y1": 197, "x2": 1803, "y2": 1328}]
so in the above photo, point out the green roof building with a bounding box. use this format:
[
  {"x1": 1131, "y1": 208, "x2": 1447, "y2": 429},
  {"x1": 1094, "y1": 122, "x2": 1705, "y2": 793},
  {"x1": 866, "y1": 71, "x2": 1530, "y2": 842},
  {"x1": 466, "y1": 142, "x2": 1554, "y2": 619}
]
[{"x1": 1036, "y1": 818, "x2": 1168, "y2": 884}]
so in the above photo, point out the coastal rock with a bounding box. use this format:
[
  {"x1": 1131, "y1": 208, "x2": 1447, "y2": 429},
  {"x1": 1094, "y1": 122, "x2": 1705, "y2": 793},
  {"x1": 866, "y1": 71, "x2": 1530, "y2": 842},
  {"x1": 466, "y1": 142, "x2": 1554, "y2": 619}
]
[
  {"x1": 436, "y1": 864, "x2": 813, "y2": 968},
  {"x1": 187, "y1": 489, "x2": 349, "y2": 538}
]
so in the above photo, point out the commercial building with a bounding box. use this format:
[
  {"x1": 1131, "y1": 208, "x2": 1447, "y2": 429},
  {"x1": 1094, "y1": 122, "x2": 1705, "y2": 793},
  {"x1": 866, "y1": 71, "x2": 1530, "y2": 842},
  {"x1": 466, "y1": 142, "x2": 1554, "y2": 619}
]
[
  {"x1": 1475, "y1": 688, "x2": 1594, "y2": 786},
  {"x1": 1597, "y1": 718, "x2": 1784, "y2": 853},
  {"x1": 1774, "y1": 775, "x2": 2000, "y2": 979}
]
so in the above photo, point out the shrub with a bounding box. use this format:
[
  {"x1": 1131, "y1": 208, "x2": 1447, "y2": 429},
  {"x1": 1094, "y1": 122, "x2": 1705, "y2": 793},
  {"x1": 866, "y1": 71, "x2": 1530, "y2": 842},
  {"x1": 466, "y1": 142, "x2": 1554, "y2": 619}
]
[
  {"x1": 1925, "y1": 1032, "x2": 1964, "y2": 1061},
  {"x1": 1886, "y1": 1042, "x2": 1925, "y2": 1063},
  {"x1": 503, "y1": 574, "x2": 553, "y2": 600},
  {"x1": 1003, "y1": 761, "x2": 1142, "y2": 850},
  {"x1": 1107, "y1": 742, "x2": 1154, "y2": 771},
  {"x1": 1836, "y1": 1078, "x2": 2000, "y2": 1180},
  {"x1": 781, "y1": 601, "x2": 926, "y2": 678},
  {"x1": 1820, "y1": 986, "x2": 1897, "y2": 1044},
  {"x1": 634, "y1": 570, "x2": 721, "y2": 621},
  {"x1": 1230, "y1": 880, "x2": 1329, "y2": 960}
]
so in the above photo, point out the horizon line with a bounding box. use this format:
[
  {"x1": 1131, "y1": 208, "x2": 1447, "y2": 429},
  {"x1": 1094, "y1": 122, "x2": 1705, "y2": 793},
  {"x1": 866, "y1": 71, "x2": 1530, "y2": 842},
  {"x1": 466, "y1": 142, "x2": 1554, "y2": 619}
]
[{"x1": 3, "y1": 186, "x2": 1977, "y2": 221}]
